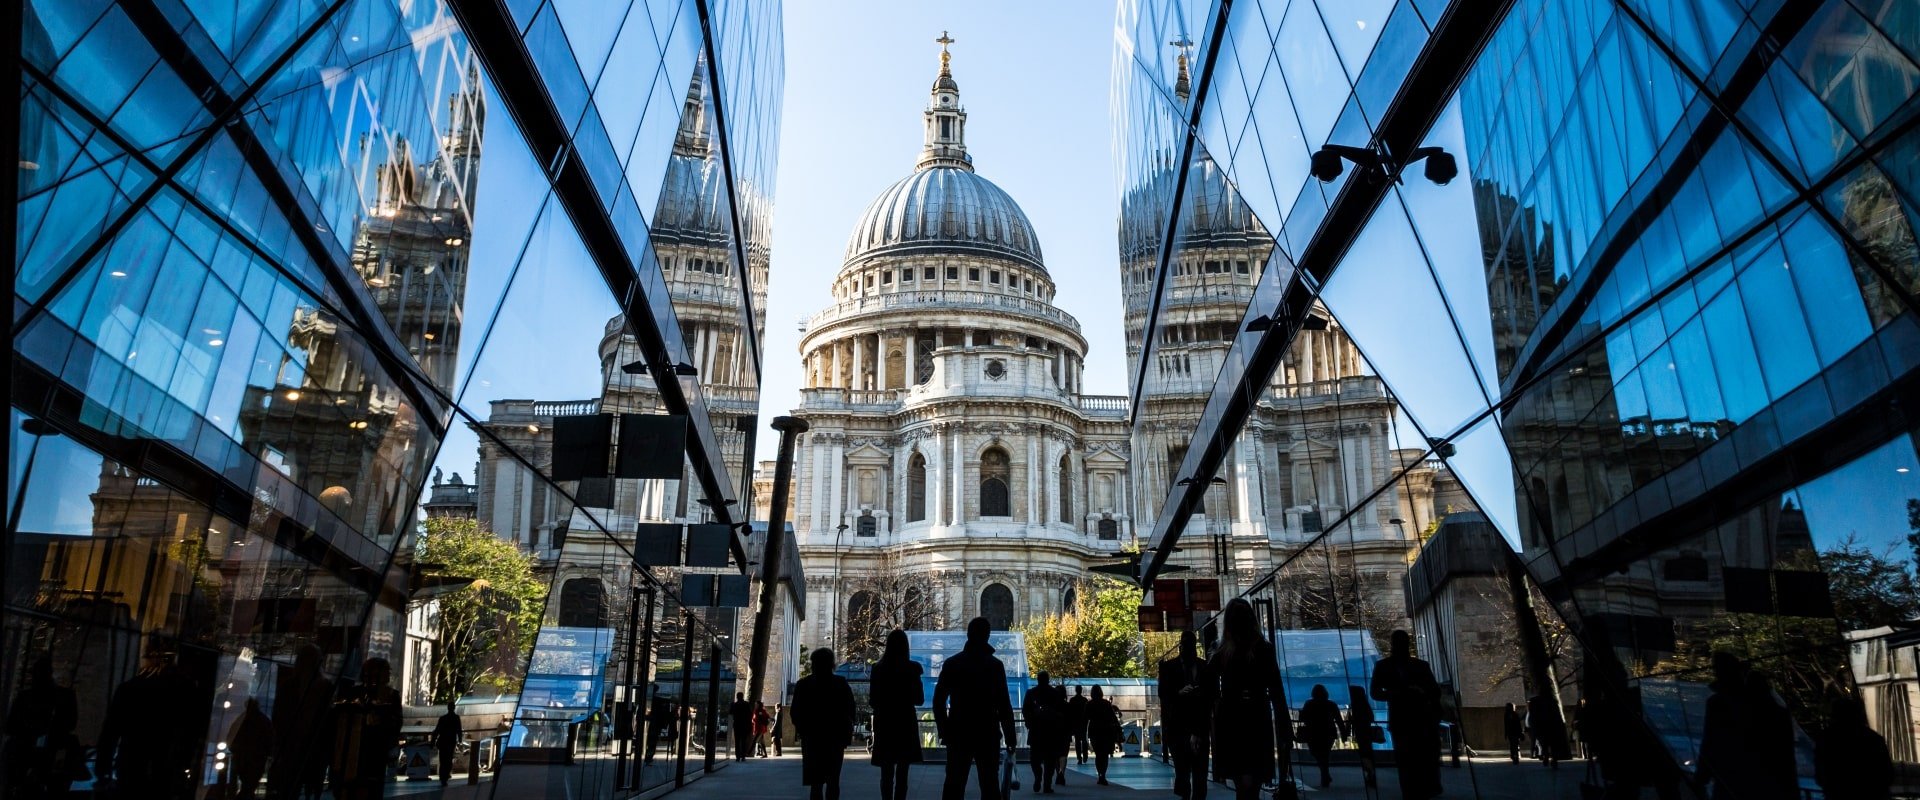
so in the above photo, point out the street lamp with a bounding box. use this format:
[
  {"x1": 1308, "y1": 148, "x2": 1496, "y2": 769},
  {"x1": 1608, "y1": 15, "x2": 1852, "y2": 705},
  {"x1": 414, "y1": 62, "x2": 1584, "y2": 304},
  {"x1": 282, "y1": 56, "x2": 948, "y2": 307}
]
[{"x1": 828, "y1": 523, "x2": 850, "y2": 652}]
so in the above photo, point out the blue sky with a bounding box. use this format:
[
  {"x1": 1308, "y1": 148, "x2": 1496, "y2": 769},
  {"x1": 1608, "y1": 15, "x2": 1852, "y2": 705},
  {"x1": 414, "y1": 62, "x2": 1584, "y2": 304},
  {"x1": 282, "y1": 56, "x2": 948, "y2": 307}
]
[{"x1": 755, "y1": 0, "x2": 1128, "y2": 461}]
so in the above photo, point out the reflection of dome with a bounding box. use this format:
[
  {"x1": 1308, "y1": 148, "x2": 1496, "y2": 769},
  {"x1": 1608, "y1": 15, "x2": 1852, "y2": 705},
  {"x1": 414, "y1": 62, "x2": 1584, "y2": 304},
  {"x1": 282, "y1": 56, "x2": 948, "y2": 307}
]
[
  {"x1": 843, "y1": 166, "x2": 1044, "y2": 271},
  {"x1": 1120, "y1": 150, "x2": 1268, "y2": 258}
]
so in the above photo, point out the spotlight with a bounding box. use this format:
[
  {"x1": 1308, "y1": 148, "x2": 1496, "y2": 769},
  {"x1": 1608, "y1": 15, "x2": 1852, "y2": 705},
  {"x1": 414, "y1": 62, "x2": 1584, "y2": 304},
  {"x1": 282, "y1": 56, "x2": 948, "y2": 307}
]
[
  {"x1": 1309, "y1": 149, "x2": 1345, "y2": 183},
  {"x1": 1413, "y1": 147, "x2": 1458, "y2": 185}
]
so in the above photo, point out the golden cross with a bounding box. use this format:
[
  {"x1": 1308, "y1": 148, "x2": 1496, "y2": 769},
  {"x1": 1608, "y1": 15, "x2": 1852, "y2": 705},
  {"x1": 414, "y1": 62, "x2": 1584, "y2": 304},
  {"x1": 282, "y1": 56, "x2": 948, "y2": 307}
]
[
  {"x1": 1169, "y1": 35, "x2": 1192, "y2": 52},
  {"x1": 937, "y1": 31, "x2": 955, "y2": 51}
]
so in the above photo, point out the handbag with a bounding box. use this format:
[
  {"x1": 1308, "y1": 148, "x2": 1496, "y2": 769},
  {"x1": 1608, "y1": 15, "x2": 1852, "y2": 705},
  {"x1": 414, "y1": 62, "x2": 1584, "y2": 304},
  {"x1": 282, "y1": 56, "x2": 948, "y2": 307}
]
[{"x1": 1579, "y1": 757, "x2": 1606, "y2": 800}]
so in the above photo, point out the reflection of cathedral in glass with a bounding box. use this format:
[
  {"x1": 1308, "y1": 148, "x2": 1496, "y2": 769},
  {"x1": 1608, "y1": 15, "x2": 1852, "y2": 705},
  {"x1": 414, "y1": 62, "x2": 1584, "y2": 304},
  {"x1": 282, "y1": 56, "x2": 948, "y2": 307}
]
[
  {"x1": 789, "y1": 39, "x2": 1133, "y2": 653},
  {"x1": 1117, "y1": 51, "x2": 1464, "y2": 627}
]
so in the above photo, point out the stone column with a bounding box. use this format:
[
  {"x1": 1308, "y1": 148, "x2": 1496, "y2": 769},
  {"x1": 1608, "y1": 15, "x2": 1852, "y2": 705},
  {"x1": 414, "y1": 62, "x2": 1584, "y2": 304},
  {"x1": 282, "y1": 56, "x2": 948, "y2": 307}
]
[
  {"x1": 1025, "y1": 433, "x2": 1040, "y2": 524},
  {"x1": 952, "y1": 429, "x2": 965, "y2": 525},
  {"x1": 829, "y1": 437, "x2": 847, "y2": 534},
  {"x1": 875, "y1": 332, "x2": 888, "y2": 390},
  {"x1": 930, "y1": 426, "x2": 946, "y2": 526},
  {"x1": 852, "y1": 336, "x2": 865, "y2": 391},
  {"x1": 828, "y1": 341, "x2": 842, "y2": 388},
  {"x1": 905, "y1": 330, "x2": 919, "y2": 386}
]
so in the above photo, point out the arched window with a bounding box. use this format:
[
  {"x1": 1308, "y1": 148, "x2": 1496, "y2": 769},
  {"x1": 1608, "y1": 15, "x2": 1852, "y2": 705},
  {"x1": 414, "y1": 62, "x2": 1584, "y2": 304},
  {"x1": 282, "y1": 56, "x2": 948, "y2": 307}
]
[
  {"x1": 1063, "y1": 586, "x2": 1078, "y2": 614},
  {"x1": 907, "y1": 452, "x2": 928, "y2": 522},
  {"x1": 558, "y1": 578, "x2": 607, "y2": 628},
  {"x1": 981, "y1": 583, "x2": 1014, "y2": 631},
  {"x1": 1057, "y1": 454, "x2": 1072, "y2": 522},
  {"x1": 980, "y1": 447, "x2": 1011, "y2": 517}
]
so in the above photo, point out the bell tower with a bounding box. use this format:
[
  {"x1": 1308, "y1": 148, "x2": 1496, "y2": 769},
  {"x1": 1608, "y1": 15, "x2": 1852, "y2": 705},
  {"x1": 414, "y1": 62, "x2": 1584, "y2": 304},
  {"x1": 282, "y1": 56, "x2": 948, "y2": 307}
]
[{"x1": 917, "y1": 31, "x2": 973, "y2": 172}]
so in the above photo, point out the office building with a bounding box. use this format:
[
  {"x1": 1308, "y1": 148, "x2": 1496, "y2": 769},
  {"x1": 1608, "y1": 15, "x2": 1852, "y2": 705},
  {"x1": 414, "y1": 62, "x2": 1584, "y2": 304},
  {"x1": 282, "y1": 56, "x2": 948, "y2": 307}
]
[
  {"x1": 1115, "y1": 0, "x2": 1920, "y2": 790},
  {"x1": 6, "y1": 0, "x2": 783, "y2": 797}
]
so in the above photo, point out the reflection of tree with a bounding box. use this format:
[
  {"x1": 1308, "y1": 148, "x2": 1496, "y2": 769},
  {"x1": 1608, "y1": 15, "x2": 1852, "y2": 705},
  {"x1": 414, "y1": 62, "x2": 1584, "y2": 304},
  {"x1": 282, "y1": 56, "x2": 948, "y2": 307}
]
[
  {"x1": 416, "y1": 517, "x2": 547, "y2": 701},
  {"x1": 1272, "y1": 547, "x2": 1399, "y2": 652},
  {"x1": 1470, "y1": 577, "x2": 1579, "y2": 695},
  {"x1": 1647, "y1": 538, "x2": 1918, "y2": 728},
  {"x1": 836, "y1": 553, "x2": 947, "y2": 664},
  {"x1": 1023, "y1": 578, "x2": 1147, "y2": 678}
]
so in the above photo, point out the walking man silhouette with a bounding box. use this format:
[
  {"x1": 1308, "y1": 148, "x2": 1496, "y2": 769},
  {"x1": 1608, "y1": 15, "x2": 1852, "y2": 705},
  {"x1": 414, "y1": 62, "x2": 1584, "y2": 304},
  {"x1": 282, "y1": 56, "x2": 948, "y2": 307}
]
[{"x1": 933, "y1": 617, "x2": 1018, "y2": 800}]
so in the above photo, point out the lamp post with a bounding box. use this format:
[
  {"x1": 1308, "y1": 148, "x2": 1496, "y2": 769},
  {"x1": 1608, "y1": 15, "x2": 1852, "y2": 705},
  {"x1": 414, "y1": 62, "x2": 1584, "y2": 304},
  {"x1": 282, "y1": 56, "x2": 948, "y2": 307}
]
[{"x1": 828, "y1": 523, "x2": 849, "y2": 652}]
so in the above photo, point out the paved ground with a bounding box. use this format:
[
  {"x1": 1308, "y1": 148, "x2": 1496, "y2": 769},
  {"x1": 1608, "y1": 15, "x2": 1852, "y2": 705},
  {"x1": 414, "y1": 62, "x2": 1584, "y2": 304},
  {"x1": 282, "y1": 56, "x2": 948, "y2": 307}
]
[{"x1": 646, "y1": 752, "x2": 1600, "y2": 800}]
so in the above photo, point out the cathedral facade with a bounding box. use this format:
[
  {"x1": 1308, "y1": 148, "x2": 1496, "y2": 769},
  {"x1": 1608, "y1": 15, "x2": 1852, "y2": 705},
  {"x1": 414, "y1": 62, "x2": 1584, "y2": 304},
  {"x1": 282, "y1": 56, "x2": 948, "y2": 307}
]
[{"x1": 790, "y1": 43, "x2": 1134, "y2": 655}]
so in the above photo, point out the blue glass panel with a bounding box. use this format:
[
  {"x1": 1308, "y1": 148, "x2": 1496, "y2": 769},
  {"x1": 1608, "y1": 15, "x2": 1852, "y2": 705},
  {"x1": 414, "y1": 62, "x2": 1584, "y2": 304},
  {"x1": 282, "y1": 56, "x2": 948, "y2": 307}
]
[{"x1": 1733, "y1": 242, "x2": 1819, "y2": 399}]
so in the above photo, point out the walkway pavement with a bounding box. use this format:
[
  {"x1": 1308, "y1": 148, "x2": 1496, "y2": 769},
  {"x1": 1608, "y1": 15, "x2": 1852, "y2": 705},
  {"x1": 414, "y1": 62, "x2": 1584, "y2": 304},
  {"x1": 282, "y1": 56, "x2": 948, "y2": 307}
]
[{"x1": 651, "y1": 752, "x2": 1599, "y2": 800}]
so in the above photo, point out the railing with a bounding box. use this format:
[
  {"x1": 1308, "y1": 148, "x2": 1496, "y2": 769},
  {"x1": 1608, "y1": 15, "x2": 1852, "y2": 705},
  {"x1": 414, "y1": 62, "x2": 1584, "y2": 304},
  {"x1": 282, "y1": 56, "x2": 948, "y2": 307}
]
[
  {"x1": 530, "y1": 399, "x2": 601, "y2": 417},
  {"x1": 797, "y1": 387, "x2": 903, "y2": 410},
  {"x1": 1076, "y1": 395, "x2": 1129, "y2": 414},
  {"x1": 1268, "y1": 375, "x2": 1387, "y2": 401},
  {"x1": 805, "y1": 290, "x2": 1082, "y2": 333}
]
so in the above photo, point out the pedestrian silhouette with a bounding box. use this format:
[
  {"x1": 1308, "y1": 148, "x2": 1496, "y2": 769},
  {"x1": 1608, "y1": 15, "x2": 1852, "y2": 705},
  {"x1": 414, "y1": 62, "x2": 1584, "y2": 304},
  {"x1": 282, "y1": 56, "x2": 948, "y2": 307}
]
[
  {"x1": 1086, "y1": 685, "x2": 1122, "y2": 786},
  {"x1": 1347, "y1": 686, "x2": 1378, "y2": 788},
  {"x1": 228, "y1": 697, "x2": 275, "y2": 798},
  {"x1": 731, "y1": 691, "x2": 756, "y2": 761},
  {"x1": 270, "y1": 644, "x2": 334, "y2": 800},
  {"x1": 870, "y1": 630, "x2": 925, "y2": 800},
  {"x1": 432, "y1": 702, "x2": 462, "y2": 785},
  {"x1": 933, "y1": 616, "x2": 1018, "y2": 800},
  {"x1": 1299, "y1": 684, "x2": 1347, "y2": 788},
  {"x1": 1067, "y1": 686, "x2": 1090, "y2": 766},
  {"x1": 1158, "y1": 629, "x2": 1215, "y2": 800},
  {"x1": 1503, "y1": 702, "x2": 1524, "y2": 763},
  {"x1": 1208, "y1": 599, "x2": 1289, "y2": 800},
  {"x1": 97, "y1": 644, "x2": 201, "y2": 798},
  {"x1": 1528, "y1": 690, "x2": 1568, "y2": 768},
  {"x1": 1023, "y1": 671, "x2": 1066, "y2": 792},
  {"x1": 1052, "y1": 681, "x2": 1071, "y2": 787},
  {"x1": 1697, "y1": 653, "x2": 1798, "y2": 800},
  {"x1": 329, "y1": 657, "x2": 401, "y2": 800},
  {"x1": 646, "y1": 688, "x2": 674, "y2": 765},
  {"x1": 755, "y1": 701, "x2": 774, "y2": 757},
  {"x1": 774, "y1": 703, "x2": 788, "y2": 756},
  {"x1": 3, "y1": 655, "x2": 79, "y2": 800},
  {"x1": 1371, "y1": 630, "x2": 1442, "y2": 800},
  {"x1": 793, "y1": 648, "x2": 856, "y2": 800},
  {"x1": 1816, "y1": 694, "x2": 1893, "y2": 800}
]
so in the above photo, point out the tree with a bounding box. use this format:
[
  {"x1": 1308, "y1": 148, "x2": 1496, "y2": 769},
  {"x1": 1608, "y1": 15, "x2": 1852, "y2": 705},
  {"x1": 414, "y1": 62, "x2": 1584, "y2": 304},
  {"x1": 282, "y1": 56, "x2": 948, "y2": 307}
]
[
  {"x1": 415, "y1": 517, "x2": 547, "y2": 702},
  {"x1": 836, "y1": 552, "x2": 948, "y2": 664},
  {"x1": 1023, "y1": 578, "x2": 1147, "y2": 678},
  {"x1": 1468, "y1": 571, "x2": 1579, "y2": 696},
  {"x1": 1820, "y1": 534, "x2": 1920, "y2": 631}
]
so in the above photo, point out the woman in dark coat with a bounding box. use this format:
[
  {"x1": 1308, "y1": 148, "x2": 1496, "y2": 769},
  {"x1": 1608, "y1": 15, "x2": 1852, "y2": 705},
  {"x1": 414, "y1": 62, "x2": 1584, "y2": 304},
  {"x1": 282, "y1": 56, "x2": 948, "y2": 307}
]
[
  {"x1": 1210, "y1": 598, "x2": 1289, "y2": 800},
  {"x1": 793, "y1": 648, "x2": 856, "y2": 800},
  {"x1": 1023, "y1": 672, "x2": 1065, "y2": 792},
  {"x1": 1086, "y1": 686, "x2": 1123, "y2": 785},
  {"x1": 1298, "y1": 684, "x2": 1347, "y2": 788},
  {"x1": 868, "y1": 630, "x2": 924, "y2": 800}
]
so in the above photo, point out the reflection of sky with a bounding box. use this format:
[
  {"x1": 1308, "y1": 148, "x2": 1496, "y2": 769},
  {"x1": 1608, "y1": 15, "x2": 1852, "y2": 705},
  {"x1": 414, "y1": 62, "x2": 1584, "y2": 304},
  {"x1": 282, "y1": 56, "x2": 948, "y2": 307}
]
[
  {"x1": 1794, "y1": 435, "x2": 1920, "y2": 554},
  {"x1": 1313, "y1": 98, "x2": 1520, "y2": 546}
]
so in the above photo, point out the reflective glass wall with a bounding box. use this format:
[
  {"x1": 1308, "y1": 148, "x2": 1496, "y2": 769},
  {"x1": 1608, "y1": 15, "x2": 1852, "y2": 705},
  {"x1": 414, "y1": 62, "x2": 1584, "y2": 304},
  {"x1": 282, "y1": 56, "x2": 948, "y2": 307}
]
[
  {"x1": 7, "y1": 0, "x2": 781, "y2": 798},
  {"x1": 1116, "y1": 0, "x2": 1919, "y2": 795}
]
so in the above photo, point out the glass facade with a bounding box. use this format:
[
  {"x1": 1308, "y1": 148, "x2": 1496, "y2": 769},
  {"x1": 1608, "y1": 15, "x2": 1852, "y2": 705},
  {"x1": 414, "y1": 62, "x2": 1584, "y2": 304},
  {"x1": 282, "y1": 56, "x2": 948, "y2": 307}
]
[
  {"x1": 8, "y1": 0, "x2": 781, "y2": 798},
  {"x1": 1116, "y1": 0, "x2": 1919, "y2": 795}
]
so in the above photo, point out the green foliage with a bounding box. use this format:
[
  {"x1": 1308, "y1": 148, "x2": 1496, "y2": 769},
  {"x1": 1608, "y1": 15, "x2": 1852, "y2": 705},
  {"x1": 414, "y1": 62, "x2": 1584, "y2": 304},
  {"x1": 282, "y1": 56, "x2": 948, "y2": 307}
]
[
  {"x1": 416, "y1": 517, "x2": 547, "y2": 702},
  {"x1": 1022, "y1": 578, "x2": 1147, "y2": 678}
]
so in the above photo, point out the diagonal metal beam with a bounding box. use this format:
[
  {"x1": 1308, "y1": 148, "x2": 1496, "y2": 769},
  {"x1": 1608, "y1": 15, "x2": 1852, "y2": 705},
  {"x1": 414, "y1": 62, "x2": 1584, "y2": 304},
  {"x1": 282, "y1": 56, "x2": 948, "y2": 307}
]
[
  {"x1": 1139, "y1": 0, "x2": 1516, "y2": 587},
  {"x1": 447, "y1": 0, "x2": 747, "y2": 558}
]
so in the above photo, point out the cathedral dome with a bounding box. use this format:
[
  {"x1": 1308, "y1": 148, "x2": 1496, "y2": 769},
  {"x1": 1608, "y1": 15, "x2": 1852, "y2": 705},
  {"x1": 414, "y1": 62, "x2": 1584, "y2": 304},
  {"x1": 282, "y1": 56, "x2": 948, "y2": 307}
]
[{"x1": 843, "y1": 166, "x2": 1044, "y2": 271}]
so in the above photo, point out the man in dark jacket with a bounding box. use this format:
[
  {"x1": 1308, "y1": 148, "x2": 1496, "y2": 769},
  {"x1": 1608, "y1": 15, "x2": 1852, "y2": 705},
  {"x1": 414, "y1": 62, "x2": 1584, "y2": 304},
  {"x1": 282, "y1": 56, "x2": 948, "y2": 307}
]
[
  {"x1": 645, "y1": 689, "x2": 673, "y2": 765},
  {"x1": 729, "y1": 693, "x2": 756, "y2": 761},
  {"x1": 432, "y1": 703, "x2": 462, "y2": 785},
  {"x1": 1502, "y1": 703, "x2": 1524, "y2": 763},
  {"x1": 1066, "y1": 686, "x2": 1089, "y2": 765},
  {"x1": 1158, "y1": 630, "x2": 1215, "y2": 799},
  {"x1": 933, "y1": 617, "x2": 1018, "y2": 800}
]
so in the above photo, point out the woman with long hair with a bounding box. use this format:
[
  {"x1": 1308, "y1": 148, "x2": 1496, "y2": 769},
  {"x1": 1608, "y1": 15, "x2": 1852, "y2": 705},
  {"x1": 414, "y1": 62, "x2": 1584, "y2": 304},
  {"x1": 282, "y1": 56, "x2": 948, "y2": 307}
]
[
  {"x1": 868, "y1": 630, "x2": 924, "y2": 800},
  {"x1": 1208, "y1": 598, "x2": 1289, "y2": 800}
]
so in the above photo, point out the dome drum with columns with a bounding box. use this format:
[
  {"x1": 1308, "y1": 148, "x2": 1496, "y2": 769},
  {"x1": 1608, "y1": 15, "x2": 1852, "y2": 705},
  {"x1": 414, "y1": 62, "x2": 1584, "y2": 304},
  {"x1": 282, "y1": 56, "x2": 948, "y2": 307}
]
[{"x1": 793, "y1": 38, "x2": 1132, "y2": 652}]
